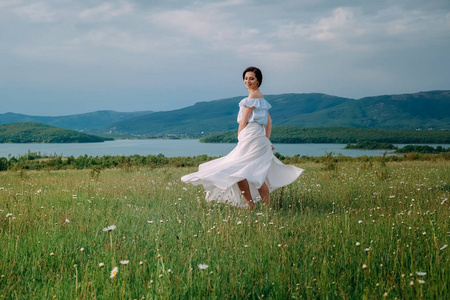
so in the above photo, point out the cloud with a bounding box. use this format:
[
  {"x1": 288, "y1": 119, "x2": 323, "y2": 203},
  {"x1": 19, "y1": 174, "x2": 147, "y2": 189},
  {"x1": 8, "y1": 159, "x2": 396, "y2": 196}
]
[
  {"x1": 68, "y1": 28, "x2": 155, "y2": 54},
  {"x1": 11, "y1": 1, "x2": 56, "y2": 23},
  {"x1": 78, "y1": 2, "x2": 133, "y2": 21},
  {"x1": 1, "y1": 0, "x2": 449, "y2": 115},
  {"x1": 150, "y1": 1, "x2": 246, "y2": 44},
  {"x1": 0, "y1": 0, "x2": 22, "y2": 9}
]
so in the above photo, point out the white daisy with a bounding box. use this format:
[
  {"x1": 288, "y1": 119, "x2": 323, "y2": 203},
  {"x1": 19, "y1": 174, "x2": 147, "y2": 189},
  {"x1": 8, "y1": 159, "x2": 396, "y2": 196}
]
[
  {"x1": 102, "y1": 225, "x2": 116, "y2": 232},
  {"x1": 110, "y1": 267, "x2": 118, "y2": 278}
]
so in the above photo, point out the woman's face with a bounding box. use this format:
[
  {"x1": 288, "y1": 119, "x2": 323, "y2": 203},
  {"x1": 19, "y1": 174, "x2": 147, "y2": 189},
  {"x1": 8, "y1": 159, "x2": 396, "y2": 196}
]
[{"x1": 244, "y1": 71, "x2": 259, "y2": 90}]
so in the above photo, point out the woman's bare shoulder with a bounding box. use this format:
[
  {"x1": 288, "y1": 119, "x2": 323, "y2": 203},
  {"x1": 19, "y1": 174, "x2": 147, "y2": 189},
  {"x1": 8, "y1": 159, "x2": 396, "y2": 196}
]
[{"x1": 248, "y1": 91, "x2": 264, "y2": 99}]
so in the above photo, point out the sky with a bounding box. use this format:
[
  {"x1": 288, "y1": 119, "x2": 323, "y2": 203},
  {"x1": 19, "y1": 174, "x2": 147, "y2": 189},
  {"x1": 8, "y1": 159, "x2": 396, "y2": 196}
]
[{"x1": 1, "y1": 0, "x2": 449, "y2": 116}]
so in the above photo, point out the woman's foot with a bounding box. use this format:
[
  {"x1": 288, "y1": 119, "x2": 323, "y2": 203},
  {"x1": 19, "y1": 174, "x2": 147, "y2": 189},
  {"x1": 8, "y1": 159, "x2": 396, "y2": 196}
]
[{"x1": 247, "y1": 200, "x2": 256, "y2": 210}]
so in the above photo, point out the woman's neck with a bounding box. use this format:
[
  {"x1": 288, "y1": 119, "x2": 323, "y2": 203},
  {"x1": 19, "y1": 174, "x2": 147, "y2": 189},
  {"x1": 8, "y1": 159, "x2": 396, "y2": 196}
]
[{"x1": 248, "y1": 88, "x2": 260, "y2": 96}]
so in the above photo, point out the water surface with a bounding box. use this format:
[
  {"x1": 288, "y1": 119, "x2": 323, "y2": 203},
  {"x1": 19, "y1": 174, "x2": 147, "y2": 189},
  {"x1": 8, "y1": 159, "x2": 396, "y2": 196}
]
[{"x1": 1, "y1": 139, "x2": 448, "y2": 158}]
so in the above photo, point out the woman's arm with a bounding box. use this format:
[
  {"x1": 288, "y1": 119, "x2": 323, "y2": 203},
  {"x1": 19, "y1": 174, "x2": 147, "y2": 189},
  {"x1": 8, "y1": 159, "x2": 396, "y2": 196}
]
[
  {"x1": 238, "y1": 106, "x2": 254, "y2": 134},
  {"x1": 265, "y1": 112, "x2": 272, "y2": 139}
]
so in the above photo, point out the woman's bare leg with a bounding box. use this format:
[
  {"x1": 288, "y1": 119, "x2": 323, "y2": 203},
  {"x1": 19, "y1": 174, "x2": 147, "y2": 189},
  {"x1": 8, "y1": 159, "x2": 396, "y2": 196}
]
[
  {"x1": 258, "y1": 182, "x2": 270, "y2": 205},
  {"x1": 237, "y1": 179, "x2": 255, "y2": 209}
]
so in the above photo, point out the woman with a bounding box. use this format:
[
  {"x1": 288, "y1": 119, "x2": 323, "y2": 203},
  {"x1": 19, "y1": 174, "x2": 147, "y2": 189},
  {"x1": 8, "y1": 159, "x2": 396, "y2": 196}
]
[{"x1": 181, "y1": 66, "x2": 304, "y2": 209}]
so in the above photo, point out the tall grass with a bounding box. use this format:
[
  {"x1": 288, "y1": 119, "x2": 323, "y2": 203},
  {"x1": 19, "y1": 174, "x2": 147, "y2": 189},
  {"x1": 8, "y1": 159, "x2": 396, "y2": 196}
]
[{"x1": 0, "y1": 159, "x2": 448, "y2": 299}]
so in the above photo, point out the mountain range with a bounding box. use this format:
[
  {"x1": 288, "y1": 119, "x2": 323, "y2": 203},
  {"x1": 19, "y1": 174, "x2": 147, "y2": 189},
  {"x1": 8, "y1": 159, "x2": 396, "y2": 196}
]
[
  {"x1": 1, "y1": 90, "x2": 449, "y2": 137},
  {"x1": 0, "y1": 110, "x2": 152, "y2": 131}
]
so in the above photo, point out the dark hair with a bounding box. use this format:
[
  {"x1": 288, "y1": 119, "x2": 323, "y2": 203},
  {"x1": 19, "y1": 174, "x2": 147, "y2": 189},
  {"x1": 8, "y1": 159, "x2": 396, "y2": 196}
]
[{"x1": 242, "y1": 66, "x2": 263, "y2": 87}]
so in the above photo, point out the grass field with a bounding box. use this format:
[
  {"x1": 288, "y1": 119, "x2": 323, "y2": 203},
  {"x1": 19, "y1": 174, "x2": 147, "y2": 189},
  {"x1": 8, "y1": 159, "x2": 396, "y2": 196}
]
[{"x1": 0, "y1": 159, "x2": 449, "y2": 299}]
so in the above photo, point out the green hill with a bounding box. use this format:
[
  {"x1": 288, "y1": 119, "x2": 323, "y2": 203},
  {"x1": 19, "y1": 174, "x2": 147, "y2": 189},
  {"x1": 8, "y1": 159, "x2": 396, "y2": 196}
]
[
  {"x1": 200, "y1": 127, "x2": 450, "y2": 144},
  {"x1": 288, "y1": 90, "x2": 450, "y2": 129},
  {"x1": 102, "y1": 91, "x2": 450, "y2": 137},
  {"x1": 0, "y1": 122, "x2": 113, "y2": 143}
]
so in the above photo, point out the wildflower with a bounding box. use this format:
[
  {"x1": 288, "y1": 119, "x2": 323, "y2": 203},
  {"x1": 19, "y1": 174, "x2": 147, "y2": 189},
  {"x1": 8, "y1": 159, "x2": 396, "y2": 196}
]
[
  {"x1": 417, "y1": 279, "x2": 425, "y2": 284},
  {"x1": 98, "y1": 263, "x2": 104, "y2": 267},
  {"x1": 6, "y1": 213, "x2": 12, "y2": 218},
  {"x1": 147, "y1": 221, "x2": 153, "y2": 224},
  {"x1": 80, "y1": 248, "x2": 84, "y2": 252},
  {"x1": 198, "y1": 264, "x2": 208, "y2": 270},
  {"x1": 362, "y1": 264, "x2": 367, "y2": 269},
  {"x1": 410, "y1": 281, "x2": 414, "y2": 286},
  {"x1": 422, "y1": 231, "x2": 426, "y2": 236},
  {"x1": 102, "y1": 225, "x2": 116, "y2": 232},
  {"x1": 364, "y1": 248, "x2": 371, "y2": 252},
  {"x1": 167, "y1": 269, "x2": 172, "y2": 273},
  {"x1": 237, "y1": 221, "x2": 242, "y2": 225},
  {"x1": 358, "y1": 220, "x2": 363, "y2": 224},
  {"x1": 110, "y1": 267, "x2": 118, "y2": 278},
  {"x1": 256, "y1": 213, "x2": 263, "y2": 216},
  {"x1": 37, "y1": 189, "x2": 41, "y2": 193},
  {"x1": 139, "y1": 261, "x2": 143, "y2": 265},
  {"x1": 383, "y1": 292, "x2": 388, "y2": 297},
  {"x1": 120, "y1": 260, "x2": 129, "y2": 265},
  {"x1": 389, "y1": 195, "x2": 395, "y2": 198},
  {"x1": 415, "y1": 271, "x2": 426, "y2": 276},
  {"x1": 50, "y1": 252, "x2": 55, "y2": 256},
  {"x1": 355, "y1": 242, "x2": 361, "y2": 246},
  {"x1": 440, "y1": 244, "x2": 448, "y2": 250},
  {"x1": 159, "y1": 274, "x2": 163, "y2": 278},
  {"x1": 65, "y1": 219, "x2": 70, "y2": 223}
]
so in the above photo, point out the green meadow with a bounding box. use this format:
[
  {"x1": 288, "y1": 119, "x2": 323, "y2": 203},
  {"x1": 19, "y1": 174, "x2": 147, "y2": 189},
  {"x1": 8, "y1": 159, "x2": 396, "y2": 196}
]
[{"x1": 0, "y1": 158, "x2": 449, "y2": 299}]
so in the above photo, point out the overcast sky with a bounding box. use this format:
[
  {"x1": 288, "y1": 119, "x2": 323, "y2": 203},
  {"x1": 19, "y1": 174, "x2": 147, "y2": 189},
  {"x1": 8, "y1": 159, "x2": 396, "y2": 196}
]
[{"x1": 1, "y1": 0, "x2": 449, "y2": 116}]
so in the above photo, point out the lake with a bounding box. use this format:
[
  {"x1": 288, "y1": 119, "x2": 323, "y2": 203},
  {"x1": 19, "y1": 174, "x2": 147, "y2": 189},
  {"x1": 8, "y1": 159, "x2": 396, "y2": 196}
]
[{"x1": 1, "y1": 140, "x2": 449, "y2": 158}]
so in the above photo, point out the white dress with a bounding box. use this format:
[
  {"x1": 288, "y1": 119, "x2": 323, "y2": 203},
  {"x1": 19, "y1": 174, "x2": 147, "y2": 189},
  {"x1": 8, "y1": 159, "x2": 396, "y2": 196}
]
[{"x1": 181, "y1": 97, "x2": 304, "y2": 208}]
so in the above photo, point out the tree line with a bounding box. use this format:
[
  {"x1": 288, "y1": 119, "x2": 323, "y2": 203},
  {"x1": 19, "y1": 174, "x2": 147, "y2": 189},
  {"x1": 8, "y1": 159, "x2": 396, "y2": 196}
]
[
  {"x1": 0, "y1": 152, "x2": 212, "y2": 172},
  {"x1": 1, "y1": 150, "x2": 449, "y2": 172}
]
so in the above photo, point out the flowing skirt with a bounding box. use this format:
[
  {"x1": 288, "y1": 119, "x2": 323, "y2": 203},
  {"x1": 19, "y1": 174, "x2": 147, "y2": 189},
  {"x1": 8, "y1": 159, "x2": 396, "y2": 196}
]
[{"x1": 181, "y1": 122, "x2": 304, "y2": 207}]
